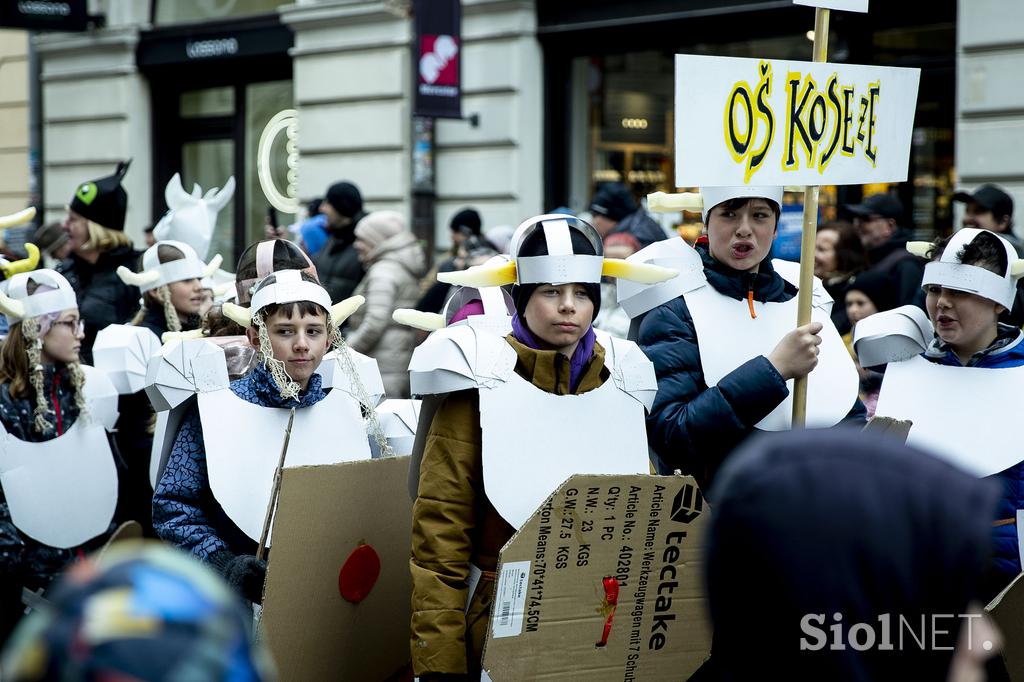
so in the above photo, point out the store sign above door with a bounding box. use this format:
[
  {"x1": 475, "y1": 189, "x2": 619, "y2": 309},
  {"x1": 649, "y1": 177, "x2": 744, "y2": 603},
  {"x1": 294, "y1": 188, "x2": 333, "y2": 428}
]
[
  {"x1": 674, "y1": 54, "x2": 919, "y2": 187},
  {"x1": 413, "y1": 0, "x2": 462, "y2": 120},
  {"x1": 0, "y1": 0, "x2": 88, "y2": 31}
]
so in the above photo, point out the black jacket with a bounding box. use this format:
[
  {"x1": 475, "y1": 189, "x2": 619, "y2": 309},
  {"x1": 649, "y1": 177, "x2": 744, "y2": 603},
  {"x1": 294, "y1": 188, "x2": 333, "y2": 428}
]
[
  {"x1": 59, "y1": 246, "x2": 141, "y2": 364},
  {"x1": 864, "y1": 230, "x2": 925, "y2": 308},
  {"x1": 610, "y1": 209, "x2": 669, "y2": 249},
  {"x1": 313, "y1": 217, "x2": 366, "y2": 303}
]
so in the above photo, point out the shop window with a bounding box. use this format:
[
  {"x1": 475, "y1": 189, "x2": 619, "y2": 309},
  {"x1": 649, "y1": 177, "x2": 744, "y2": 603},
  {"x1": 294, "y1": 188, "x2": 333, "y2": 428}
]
[{"x1": 154, "y1": 0, "x2": 288, "y2": 25}]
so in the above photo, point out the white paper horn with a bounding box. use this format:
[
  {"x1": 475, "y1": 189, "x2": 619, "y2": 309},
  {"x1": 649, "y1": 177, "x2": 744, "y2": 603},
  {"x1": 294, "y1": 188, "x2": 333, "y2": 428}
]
[
  {"x1": 0, "y1": 290, "x2": 26, "y2": 319},
  {"x1": 203, "y1": 254, "x2": 224, "y2": 278},
  {"x1": 116, "y1": 266, "x2": 161, "y2": 288},
  {"x1": 330, "y1": 295, "x2": 365, "y2": 325},
  {"x1": 221, "y1": 301, "x2": 252, "y2": 328}
]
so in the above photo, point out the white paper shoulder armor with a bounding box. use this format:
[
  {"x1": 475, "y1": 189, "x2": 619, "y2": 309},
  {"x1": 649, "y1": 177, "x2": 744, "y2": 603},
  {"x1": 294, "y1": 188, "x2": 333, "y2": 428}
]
[
  {"x1": 593, "y1": 330, "x2": 658, "y2": 411},
  {"x1": 617, "y1": 237, "x2": 706, "y2": 319},
  {"x1": 408, "y1": 324, "x2": 518, "y2": 396},
  {"x1": 144, "y1": 338, "x2": 231, "y2": 412},
  {"x1": 318, "y1": 348, "x2": 386, "y2": 407},
  {"x1": 771, "y1": 259, "x2": 833, "y2": 312},
  {"x1": 80, "y1": 364, "x2": 119, "y2": 431},
  {"x1": 376, "y1": 399, "x2": 420, "y2": 456},
  {"x1": 853, "y1": 305, "x2": 934, "y2": 367},
  {"x1": 93, "y1": 324, "x2": 162, "y2": 395}
]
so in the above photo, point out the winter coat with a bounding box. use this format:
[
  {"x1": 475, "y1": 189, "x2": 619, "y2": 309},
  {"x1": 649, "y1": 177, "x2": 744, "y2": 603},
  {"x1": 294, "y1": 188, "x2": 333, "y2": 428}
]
[
  {"x1": 863, "y1": 230, "x2": 925, "y2": 309},
  {"x1": 638, "y1": 245, "x2": 865, "y2": 488},
  {"x1": 923, "y1": 323, "x2": 1024, "y2": 588},
  {"x1": 0, "y1": 365, "x2": 115, "y2": 590},
  {"x1": 313, "y1": 220, "x2": 365, "y2": 303},
  {"x1": 410, "y1": 335, "x2": 610, "y2": 677},
  {"x1": 346, "y1": 232, "x2": 428, "y2": 398},
  {"x1": 609, "y1": 209, "x2": 669, "y2": 249},
  {"x1": 58, "y1": 246, "x2": 141, "y2": 364},
  {"x1": 702, "y1": 428, "x2": 997, "y2": 681},
  {"x1": 152, "y1": 362, "x2": 327, "y2": 563}
]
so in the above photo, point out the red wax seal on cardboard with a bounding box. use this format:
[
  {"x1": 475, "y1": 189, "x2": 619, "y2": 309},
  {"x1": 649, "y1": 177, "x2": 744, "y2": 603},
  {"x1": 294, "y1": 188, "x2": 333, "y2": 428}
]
[{"x1": 338, "y1": 544, "x2": 382, "y2": 603}]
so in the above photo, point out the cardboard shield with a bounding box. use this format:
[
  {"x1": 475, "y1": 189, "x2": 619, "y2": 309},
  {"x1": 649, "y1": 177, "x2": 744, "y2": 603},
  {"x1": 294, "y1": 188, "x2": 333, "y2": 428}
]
[
  {"x1": 482, "y1": 474, "x2": 712, "y2": 680},
  {"x1": 260, "y1": 456, "x2": 413, "y2": 681}
]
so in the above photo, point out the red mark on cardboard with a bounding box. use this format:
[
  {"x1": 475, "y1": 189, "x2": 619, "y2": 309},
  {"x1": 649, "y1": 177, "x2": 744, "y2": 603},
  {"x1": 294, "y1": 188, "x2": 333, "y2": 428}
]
[{"x1": 338, "y1": 544, "x2": 381, "y2": 603}]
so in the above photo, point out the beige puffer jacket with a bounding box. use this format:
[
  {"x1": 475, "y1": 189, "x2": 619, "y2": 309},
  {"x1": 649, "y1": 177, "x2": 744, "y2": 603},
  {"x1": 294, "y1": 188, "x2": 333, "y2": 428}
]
[{"x1": 345, "y1": 230, "x2": 427, "y2": 397}]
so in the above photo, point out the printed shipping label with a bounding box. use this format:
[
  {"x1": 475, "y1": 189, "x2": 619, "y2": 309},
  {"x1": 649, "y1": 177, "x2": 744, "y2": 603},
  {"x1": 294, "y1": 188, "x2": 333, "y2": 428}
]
[{"x1": 491, "y1": 560, "x2": 530, "y2": 639}]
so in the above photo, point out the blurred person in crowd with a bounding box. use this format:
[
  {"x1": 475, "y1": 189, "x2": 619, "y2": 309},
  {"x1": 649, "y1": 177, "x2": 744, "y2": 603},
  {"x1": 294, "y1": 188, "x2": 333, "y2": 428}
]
[
  {"x1": 845, "y1": 193, "x2": 924, "y2": 308},
  {"x1": 31, "y1": 223, "x2": 71, "y2": 270},
  {"x1": 638, "y1": 187, "x2": 865, "y2": 487},
  {"x1": 313, "y1": 181, "x2": 366, "y2": 301},
  {"x1": 593, "y1": 231, "x2": 641, "y2": 339},
  {"x1": 298, "y1": 198, "x2": 329, "y2": 257},
  {"x1": 843, "y1": 270, "x2": 897, "y2": 417},
  {"x1": 1, "y1": 542, "x2": 276, "y2": 681},
  {"x1": 416, "y1": 208, "x2": 488, "y2": 314},
  {"x1": 955, "y1": 184, "x2": 1020, "y2": 255},
  {"x1": 814, "y1": 221, "x2": 865, "y2": 335},
  {"x1": 143, "y1": 223, "x2": 156, "y2": 248},
  {"x1": 589, "y1": 182, "x2": 669, "y2": 249},
  {"x1": 701, "y1": 428, "x2": 1001, "y2": 682},
  {"x1": 347, "y1": 211, "x2": 427, "y2": 397},
  {"x1": 58, "y1": 161, "x2": 141, "y2": 364},
  {"x1": 484, "y1": 224, "x2": 514, "y2": 254}
]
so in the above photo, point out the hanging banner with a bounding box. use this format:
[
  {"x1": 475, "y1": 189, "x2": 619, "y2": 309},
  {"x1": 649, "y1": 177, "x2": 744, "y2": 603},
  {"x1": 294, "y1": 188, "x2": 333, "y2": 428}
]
[
  {"x1": 674, "y1": 54, "x2": 920, "y2": 187},
  {"x1": 793, "y1": 0, "x2": 869, "y2": 11},
  {"x1": 413, "y1": 0, "x2": 462, "y2": 120}
]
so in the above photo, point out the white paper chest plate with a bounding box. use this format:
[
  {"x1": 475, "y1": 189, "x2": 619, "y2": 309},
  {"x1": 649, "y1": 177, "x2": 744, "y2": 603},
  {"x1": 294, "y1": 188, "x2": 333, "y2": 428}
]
[
  {"x1": 0, "y1": 365, "x2": 119, "y2": 548},
  {"x1": 685, "y1": 284, "x2": 858, "y2": 430},
  {"x1": 479, "y1": 372, "x2": 650, "y2": 530},
  {"x1": 874, "y1": 355, "x2": 1024, "y2": 477},
  {"x1": 199, "y1": 385, "x2": 371, "y2": 544}
]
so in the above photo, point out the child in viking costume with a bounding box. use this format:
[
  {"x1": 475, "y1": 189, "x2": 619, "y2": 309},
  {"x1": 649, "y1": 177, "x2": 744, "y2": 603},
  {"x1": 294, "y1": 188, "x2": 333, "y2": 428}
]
[
  {"x1": 152, "y1": 270, "x2": 376, "y2": 604},
  {"x1": 408, "y1": 214, "x2": 675, "y2": 679},
  {"x1": 857, "y1": 229, "x2": 1024, "y2": 596},
  {"x1": 101, "y1": 241, "x2": 221, "y2": 535},
  {"x1": 628, "y1": 187, "x2": 864, "y2": 486},
  {"x1": 0, "y1": 270, "x2": 120, "y2": 640}
]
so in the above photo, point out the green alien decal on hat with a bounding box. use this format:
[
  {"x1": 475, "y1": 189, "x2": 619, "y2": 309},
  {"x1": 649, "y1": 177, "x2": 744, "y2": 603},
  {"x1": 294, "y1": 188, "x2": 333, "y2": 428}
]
[{"x1": 76, "y1": 182, "x2": 98, "y2": 206}]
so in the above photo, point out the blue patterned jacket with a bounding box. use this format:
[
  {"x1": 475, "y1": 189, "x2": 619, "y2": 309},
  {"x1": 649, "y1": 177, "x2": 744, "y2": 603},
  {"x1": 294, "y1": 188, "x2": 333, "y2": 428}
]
[{"x1": 152, "y1": 362, "x2": 327, "y2": 562}]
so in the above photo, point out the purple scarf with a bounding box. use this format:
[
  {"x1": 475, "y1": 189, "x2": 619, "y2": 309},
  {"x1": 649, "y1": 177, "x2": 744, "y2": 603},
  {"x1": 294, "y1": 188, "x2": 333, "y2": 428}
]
[{"x1": 511, "y1": 312, "x2": 596, "y2": 393}]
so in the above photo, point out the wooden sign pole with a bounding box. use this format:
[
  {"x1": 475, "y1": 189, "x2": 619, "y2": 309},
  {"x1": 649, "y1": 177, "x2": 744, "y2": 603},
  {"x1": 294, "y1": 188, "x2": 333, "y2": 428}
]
[{"x1": 791, "y1": 6, "x2": 830, "y2": 427}]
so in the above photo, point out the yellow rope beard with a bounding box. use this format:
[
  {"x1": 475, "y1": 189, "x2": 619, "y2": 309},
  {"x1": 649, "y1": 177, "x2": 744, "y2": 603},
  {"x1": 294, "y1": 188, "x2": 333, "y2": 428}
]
[{"x1": 24, "y1": 319, "x2": 89, "y2": 434}]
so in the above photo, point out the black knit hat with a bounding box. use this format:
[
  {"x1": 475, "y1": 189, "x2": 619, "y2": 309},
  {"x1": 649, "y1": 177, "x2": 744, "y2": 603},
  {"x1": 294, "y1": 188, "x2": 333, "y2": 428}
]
[
  {"x1": 450, "y1": 208, "x2": 482, "y2": 237},
  {"x1": 589, "y1": 183, "x2": 638, "y2": 221},
  {"x1": 324, "y1": 181, "x2": 363, "y2": 218},
  {"x1": 512, "y1": 227, "x2": 601, "y2": 320},
  {"x1": 69, "y1": 160, "x2": 131, "y2": 232}
]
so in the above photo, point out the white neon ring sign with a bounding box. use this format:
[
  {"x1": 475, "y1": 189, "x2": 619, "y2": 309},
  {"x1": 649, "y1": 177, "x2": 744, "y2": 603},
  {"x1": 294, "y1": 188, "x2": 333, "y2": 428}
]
[{"x1": 257, "y1": 108, "x2": 300, "y2": 215}]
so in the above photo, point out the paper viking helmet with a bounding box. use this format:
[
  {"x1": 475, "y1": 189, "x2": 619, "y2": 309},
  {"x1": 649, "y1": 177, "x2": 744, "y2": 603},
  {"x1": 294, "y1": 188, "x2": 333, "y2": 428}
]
[
  {"x1": 220, "y1": 269, "x2": 364, "y2": 329},
  {"x1": 436, "y1": 214, "x2": 678, "y2": 288},
  {"x1": 116, "y1": 240, "x2": 223, "y2": 294},
  {"x1": 0, "y1": 269, "x2": 77, "y2": 322},
  {"x1": 646, "y1": 186, "x2": 784, "y2": 224},
  {"x1": 908, "y1": 228, "x2": 1024, "y2": 309}
]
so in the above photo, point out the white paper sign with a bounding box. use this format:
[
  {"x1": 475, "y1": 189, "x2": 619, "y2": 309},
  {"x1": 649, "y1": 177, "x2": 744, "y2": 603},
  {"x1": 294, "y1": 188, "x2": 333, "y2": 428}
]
[
  {"x1": 491, "y1": 561, "x2": 531, "y2": 639},
  {"x1": 674, "y1": 54, "x2": 920, "y2": 186},
  {"x1": 794, "y1": 0, "x2": 869, "y2": 12}
]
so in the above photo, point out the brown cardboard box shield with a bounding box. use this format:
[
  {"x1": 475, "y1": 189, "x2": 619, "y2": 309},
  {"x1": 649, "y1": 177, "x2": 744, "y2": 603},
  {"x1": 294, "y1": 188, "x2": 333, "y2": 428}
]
[
  {"x1": 260, "y1": 456, "x2": 413, "y2": 680},
  {"x1": 482, "y1": 474, "x2": 711, "y2": 680}
]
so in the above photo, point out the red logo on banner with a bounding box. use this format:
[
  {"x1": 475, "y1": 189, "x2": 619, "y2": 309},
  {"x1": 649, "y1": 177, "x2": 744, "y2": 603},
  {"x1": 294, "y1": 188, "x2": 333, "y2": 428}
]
[{"x1": 419, "y1": 35, "x2": 459, "y2": 86}]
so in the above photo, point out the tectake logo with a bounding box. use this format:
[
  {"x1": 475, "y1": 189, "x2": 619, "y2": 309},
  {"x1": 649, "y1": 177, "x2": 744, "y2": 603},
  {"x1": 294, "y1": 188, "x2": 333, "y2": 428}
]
[
  {"x1": 419, "y1": 35, "x2": 459, "y2": 86},
  {"x1": 670, "y1": 483, "x2": 704, "y2": 524}
]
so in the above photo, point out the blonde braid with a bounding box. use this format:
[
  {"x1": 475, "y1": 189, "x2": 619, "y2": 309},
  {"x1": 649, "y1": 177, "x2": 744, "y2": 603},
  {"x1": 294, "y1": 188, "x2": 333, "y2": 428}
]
[
  {"x1": 23, "y1": 319, "x2": 53, "y2": 435},
  {"x1": 68, "y1": 361, "x2": 87, "y2": 418},
  {"x1": 328, "y1": 324, "x2": 394, "y2": 458},
  {"x1": 254, "y1": 312, "x2": 300, "y2": 401},
  {"x1": 157, "y1": 285, "x2": 182, "y2": 332}
]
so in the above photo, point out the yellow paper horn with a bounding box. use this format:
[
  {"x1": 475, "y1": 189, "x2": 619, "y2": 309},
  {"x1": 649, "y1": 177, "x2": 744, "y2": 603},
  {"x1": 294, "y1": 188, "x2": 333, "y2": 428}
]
[
  {"x1": 1011, "y1": 260, "x2": 1024, "y2": 278},
  {"x1": 0, "y1": 207, "x2": 36, "y2": 230},
  {"x1": 437, "y1": 259, "x2": 518, "y2": 288},
  {"x1": 647, "y1": 191, "x2": 703, "y2": 213},
  {"x1": 0, "y1": 289, "x2": 25, "y2": 319},
  {"x1": 161, "y1": 329, "x2": 206, "y2": 343},
  {"x1": 221, "y1": 301, "x2": 252, "y2": 328},
  {"x1": 330, "y1": 295, "x2": 365, "y2": 326},
  {"x1": 392, "y1": 308, "x2": 445, "y2": 332},
  {"x1": 906, "y1": 241, "x2": 934, "y2": 259},
  {"x1": 203, "y1": 254, "x2": 224, "y2": 278},
  {"x1": 1, "y1": 243, "x2": 40, "y2": 279},
  {"x1": 602, "y1": 258, "x2": 679, "y2": 284}
]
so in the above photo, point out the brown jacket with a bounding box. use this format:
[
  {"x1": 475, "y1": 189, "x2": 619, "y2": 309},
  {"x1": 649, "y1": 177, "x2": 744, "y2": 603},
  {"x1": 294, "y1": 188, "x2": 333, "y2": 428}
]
[{"x1": 410, "y1": 335, "x2": 610, "y2": 677}]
